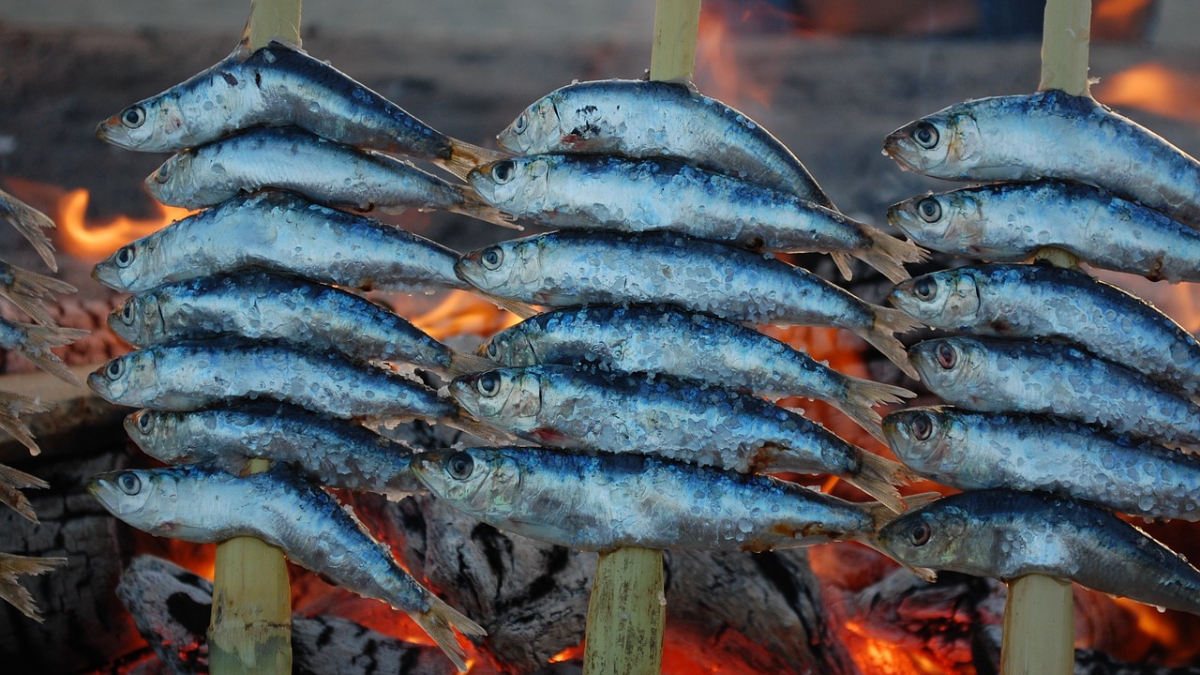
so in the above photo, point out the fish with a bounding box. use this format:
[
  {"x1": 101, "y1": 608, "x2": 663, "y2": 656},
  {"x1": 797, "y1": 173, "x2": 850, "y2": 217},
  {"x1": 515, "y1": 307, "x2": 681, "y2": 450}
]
[
  {"x1": 886, "y1": 181, "x2": 1200, "y2": 283},
  {"x1": 479, "y1": 305, "x2": 914, "y2": 443},
  {"x1": 109, "y1": 271, "x2": 493, "y2": 378},
  {"x1": 878, "y1": 489, "x2": 1200, "y2": 615},
  {"x1": 449, "y1": 365, "x2": 910, "y2": 511},
  {"x1": 455, "y1": 231, "x2": 921, "y2": 379},
  {"x1": 412, "y1": 446, "x2": 895, "y2": 552},
  {"x1": 0, "y1": 391, "x2": 52, "y2": 456},
  {"x1": 0, "y1": 462, "x2": 49, "y2": 522},
  {"x1": 125, "y1": 405, "x2": 425, "y2": 501},
  {"x1": 468, "y1": 154, "x2": 924, "y2": 282},
  {"x1": 910, "y1": 336, "x2": 1200, "y2": 452},
  {"x1": 0, "y1": 187, "x2": 57, "y2": 271},
  {"x1": 882, "y1": 90, "x2": 1200, "y2": 228},
  {"x1": 0, "y1": 316, "x2": 88, "y2": 386},
  {"x1": 496, "y1": 79, "x2": 833, "y2": 207},
  {"x1": 96, "y1": 40, "x2": 499, "y2": 179},
  {"x1": 890, "y1": 263, "x2": 1200, "y2": 396},
  {"x1": 143, "y1": 127, "x2": 516, "y2": 229},
  {"x1": 0, "y1": 260, "x2": 77, "y2": 327},
  {"x1": 885, "y1": 407, "x2": 1200, "y2": 521},
  {"x1": 0, "y1": 552, "x2": 66, "y2": 623},
  {"x1": 88, "y1": 463, "x2": 485, "y2": 668}
]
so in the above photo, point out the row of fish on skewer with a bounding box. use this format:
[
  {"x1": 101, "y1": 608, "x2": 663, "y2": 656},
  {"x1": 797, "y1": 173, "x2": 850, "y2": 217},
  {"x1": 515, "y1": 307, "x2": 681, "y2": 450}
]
[{"x1": 875, "y1": 89, "x2": 1200, "y2": 615}]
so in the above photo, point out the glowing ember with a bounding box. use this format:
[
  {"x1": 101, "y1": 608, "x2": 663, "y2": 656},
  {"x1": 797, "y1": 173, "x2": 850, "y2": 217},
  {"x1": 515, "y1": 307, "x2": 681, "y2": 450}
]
[{"x1": 1094, "y1": 62, "x2": 1200, "y2": 125}]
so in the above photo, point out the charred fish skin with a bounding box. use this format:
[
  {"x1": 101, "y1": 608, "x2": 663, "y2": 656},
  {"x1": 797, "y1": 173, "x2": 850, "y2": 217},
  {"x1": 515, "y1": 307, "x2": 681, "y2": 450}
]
[
  {"x1": 910, "y1": 336, "x2": 1200, "y2": 451},
  {"x1": 496, "y1": 78, "x2": 833, "y2": 208},
  {"x1": 891, "y1": 263, "x2": 1200, "y2": 395},
  {"x1": 883, "y1": 90, "x2": 1200, "y2": 227},
  {"x1": 878, "y1": 489, "x2": 1200, "y2": 615},
  {"x1": 469, "y1": 154, "x2": 922, "y2": 282},
  {"x1": 92, "y1": 191, "x2": 467, "y2": 294},
  {"x1": 97, "y1": 41, "x2": 453, "y2": 163},
  {"x1": 455, "y1": 231, "x2": 921, "y2": 379},
  {"x1": 480, "y1": 304, "x2": 913, "y2": 441},
  {"x1": 884, "y1": 407, "x2": 1200, "y2": 521},
  {"x1": 887, "y1": 181, "x2": 1200, "y2": 283},
  {"x1": 109, "y1": 271, "x2": 454, "y2": 375},
  {"x1": 87, "y1": 464, "x2": 484, "y2": 668},
  {"x1": 125, "y1": 405, "x2": 425, "y2": 501},
  {"x1": 412, "y1": 447, "x2": 887, "y2": 552}
]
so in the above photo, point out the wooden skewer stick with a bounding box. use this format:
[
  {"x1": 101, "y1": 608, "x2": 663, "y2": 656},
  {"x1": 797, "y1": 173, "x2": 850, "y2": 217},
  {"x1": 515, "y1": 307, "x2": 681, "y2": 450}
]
[
  {"x1": 208, "y1": 6, "x2": 301, "y2": 675},
  {"x1": 1039, "y1": 0, "x2": 1092, "y2": 96},
  {"x1": 649, "y1": 0, "x2": 703, "y2": 83}
]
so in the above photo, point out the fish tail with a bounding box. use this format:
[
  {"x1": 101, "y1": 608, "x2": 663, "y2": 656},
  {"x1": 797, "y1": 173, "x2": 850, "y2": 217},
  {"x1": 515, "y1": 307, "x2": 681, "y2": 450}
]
[
  {"x1": 0, "y1": 190, "x2": 58, "y2": 272},
  {"x1": 450, "y1": 186, "x2": 523, "y2": 230},
  {"x1": 857, "y1": 229, "x2": 928, "y2": 284},
  {"x1": 436, "y1": 138, "x2": 512, "y2": 182},
  {"x1": 413, "y1": 596, "x2": 486, "y2": 672},
  {"x1": 0, "y1": 463, "x2": 50, "y2": 523},
  {"x1": 0, "y1": 392, "x2": 52, "y2": 456},
  {"x1": 4, "y1": 265, "x2": 76, "y2": 326},
  {"x1": 835, "y1": 377, "x2": 916, "y2": 444},
  {"x1": 481, "y1": 293, "x2": 539, "y2": 320},
  {"x1": 447, "y1": 413, "x2": 515, "y2": 446},
  {"x1": 866, "y1": 307, "x2": 922, "y2": 380},
  {"x1": 0, "y1": 552, "x2": 66, "y2": 623},
  {"x1": 844, "y1": 451, "x2": 914, "y2": 514},
  {"x1": 830, "y1": 252, "x2": 855, "y2": 282},
  {"x1": 446, "y1": 349, "x2": 500, "y2": 378},
  {"x1": 13, "y1": 323, "x2": 89, "y2": 386}
]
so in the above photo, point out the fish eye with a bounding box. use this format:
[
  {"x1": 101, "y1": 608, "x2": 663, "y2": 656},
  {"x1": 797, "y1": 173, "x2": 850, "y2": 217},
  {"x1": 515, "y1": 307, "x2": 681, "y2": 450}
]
[
  {"x1": 513, "y1": 113, "x2": 528, "y2": 134},
  {"x1": 476, "y1": 371, "x2": 501, "y2": 397},
  {"x1": 911, "y1": 412, "x2": 933, "y2": 440},
  {"x1": 115, "y1": 246, "x2": 137, "y2": 268},
  {"x1": 122, "y1": 106, "x2": 147, "y2": 129},
  {"x1": 154, "y1": 163, "x2": 171, "y2": 184},
  {"x1": 492, "y1": 161, "x2": 516, "y2": 184},
  {"x1": 135, "y1": 411, "x2": 154, "y2": 434},
  {"x1": 908, "y1": 521, "x2": 932, "y2": 546},
  {"x1": 116, "y1": 471, "x2": 142, "y2": 495},
  {"x1": 935, "y1": 342, "x2": 958, "y2": 370},
  {"x1": 446, "y1": 452, "x2": 475, "y2": 480},
  {"x1": 914, "y1": 277, "x2": 937, "y2": 300},
  {"x1": 485, "y1": 341, "x2": 499, "y2": 359},
  {"x1": 119, "y1": 299, "x2": 137, "y2": 325},
  {"x1": 106, "y1": 359, "x2": 126, "y2": 380},
  {"x1": 912, "y1": 122, "x2": 939, "y2": 149},
  {"x1": 480, "y1": 246, "x2": 504, "y2": 271},
  {"x1": 917, "y1": 198, "x2": 942, "y2": 223}
]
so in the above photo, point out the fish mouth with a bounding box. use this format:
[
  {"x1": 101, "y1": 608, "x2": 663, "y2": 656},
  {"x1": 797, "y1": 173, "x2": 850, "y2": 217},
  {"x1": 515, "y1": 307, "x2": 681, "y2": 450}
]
[
  {"x1": 886, "y1": 278, "x2": 917, "y2": 308},
  {"x1": 85, "y1": 475, "x2": 119, "y2": 512},
  {"x1": 91, "y1": 261, "x2": 123, "y2": 291},
  {"x1": 86, "y1": 370, "x2": 114, "y2": 401},
  {"x1": 881, "y1": 133, "x2": 920, "y2": 173}
]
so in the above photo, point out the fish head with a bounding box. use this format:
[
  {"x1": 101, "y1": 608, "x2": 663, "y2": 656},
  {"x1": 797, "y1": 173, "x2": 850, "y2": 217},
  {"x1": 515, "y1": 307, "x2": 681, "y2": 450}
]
[
  {"x1": 412, "y1": 448, "x2": 522, "y2": 517},
  {"x1": 468, "y1": 157, "x2": 550, "y2": 214},
  {"x1": 449, "y1": 367, "x2": 542, "y2": 426},
  {"x1": 123, "y1": 409, "x2": 186, "y2": 463},
  {"x1": 889, "y1": 269, "x2": 981, "y2": 328},
  {"x1": 109, "y1": 293, "x2": 164, "y2": 346},
  {"x1": 143, "y1": 150, "x2": 199, "y2": 208},
  {"x1": 479, "y1": 325, "x2": 539, "y2": 367},
  {"x1": 497, "y1": 95, "x2": 560, "y2": 154},
  {"x1": 878, "y1": 498, "x2": 971, "y2": 571},
  {"x1": 97, "y1": 94, "x2": 186, "y2": 152},
  {"x1": 882, "y1": 407, "x2": 965, "y2": 476},
  {"x1": 88, "y1": 350, "x2": 157, "y2": 405},
  {"x1": 908, "y1": 337, "x2": 989, "y2": 403},
  {"x1": 882, "y1": 104, "x2": 983, "y2": 178},
  {"x1": 93, "y1": 237, "x2": 159, "y2": 293},
  {"x1": 88, "y1": 468, "x2": 183, "y2": 536},
  {"x1": 887, "y1": 191, "x2": 985, "y2": 253},
  {"x1": 456, "y1": 238, "x2": 543, "y2": 299}
]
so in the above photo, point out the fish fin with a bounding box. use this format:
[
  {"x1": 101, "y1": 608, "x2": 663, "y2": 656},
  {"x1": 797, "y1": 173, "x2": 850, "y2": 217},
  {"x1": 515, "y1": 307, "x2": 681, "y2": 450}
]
[
  {"x1": 436, "y1": 139, "x2": 512, "y2": 182},
  {"x1": 0, "y1": 392, "x2": 52, "y2": 456},
  {"x1": 865, "y1": 307, "x2": 922, "y2": 380},
  {"x1": 2, "y1": 263, "x2": 76, "y2": 326},
  {"x1": 450, "y1": 185, "x2": 523, "y2": 230},
  {"x1": 482, "y1": 293, "x2": 539, "y2": 320},
  {"x1": 0, "y1": 552, "x2": 66, "y2": 622},
  {"x1": 446, "y1": 350, "x2": 499, "y2": 378},
  {"x1": 0, "y1": 190, "x2": 58, "y2": 272},
  {"x1": 413, "y1": 596, "x2": 485, "y2": 671},
  {"x1": 844, "y1": 451, "x2": 914, "y2": 514},
  {"x1": 830, "y1": 252, "x2": 855, "y2": 282},
  {"x1": 834, "y1": 376, "x2": 916, "y2": 445},
  {"x1": 900, "y1": 491, "x2": 942, "y2": 510},
  {"x1": 0, "y1": 463, "x2": 49, "y2": 523},
  {"x1": 857, "y1": 229, "x2": 928, "y2": 284},
  {"x1": 9, "y1": 322, "x2": 89, "y2": 386},
  {"x1": 447, "y1": 414, "x2": 515, "y2": 446}
]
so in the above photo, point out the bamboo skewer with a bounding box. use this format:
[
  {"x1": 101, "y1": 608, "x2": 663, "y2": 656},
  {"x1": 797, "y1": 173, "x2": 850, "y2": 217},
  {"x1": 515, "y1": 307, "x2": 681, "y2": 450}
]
[{"x1": 207, "y1": 4, "x2": 302, "y2": 674}]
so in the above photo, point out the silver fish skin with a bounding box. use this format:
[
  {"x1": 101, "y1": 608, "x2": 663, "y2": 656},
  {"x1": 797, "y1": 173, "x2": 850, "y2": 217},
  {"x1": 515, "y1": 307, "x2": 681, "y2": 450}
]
[
  {"x1": 449, "y1": 365, "x2": 909, "y2": 510},
  {"x1": 0, "y1": 187, "x2": 57, "y2": 271},
  {"x1": 87, "y1": 464, "x2": 485, "y2": 668},
  {"x1": 109, "y1": 271, "x2": 475, "y2": 377},
  {"x1": 480, "y1": 305, "x2": 914, "y2": 443},
  {"x1": 469, "y1": 155, "x2": 922, "y2": 283},
  {"x1": 887, "y1": 181, "x2": 1200, "y2": 283},
  {"x1": 92, "y1": 191, "x2": 467, "y2": 294},
  {"x1": 455, "y1": 231, "x2": 921, "y2": 379},
  {"x1": 87, "y1": 339, "x2": 457, "y2": 424},
  {"x1": 125, "y1": 405, "x2": 424, "y2": 501},
  {"x1": 496, "y1": 79, "x2": 833, "y2": 207},
  {"x1": 911, "y1": 336, "x2": 1200, "y2": 451},
  {"x1": 883, "y1": 90, "x2": 1200, "y2": 227},
  {"x1": 878, "y1": 489, "x2": 1200, "y2": 615},
  {"x1": 891, "y1": 263, "x2": 1200, "y2": 396},
  {"x1": 0, "y1": 316, "x2": 88, "y2": 386},
  {"x1": 885, "y1": 407, "x2": 1200, "y2": 521},
  {"x1": 413, "y1": 447, "x2": 892, "y2": 552},
  {"x1": 0, "y1": 260, "x2": 77, "y2": 327},
  {"x1": 144, "y1": 127, "x2": 511, "y2": 227}
]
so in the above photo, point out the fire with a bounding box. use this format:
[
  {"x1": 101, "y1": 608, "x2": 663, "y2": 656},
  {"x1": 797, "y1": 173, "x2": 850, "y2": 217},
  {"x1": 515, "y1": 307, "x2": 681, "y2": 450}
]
[
  {"x1": 1093, "y1": 62, "x2": 1200, "y2": 125},
  {"x1": 693, "y1": 2, "x2": 780, "y2": 109},
  {"x1": 409, "y1": 290, "x2": 523, "y2": 341}
]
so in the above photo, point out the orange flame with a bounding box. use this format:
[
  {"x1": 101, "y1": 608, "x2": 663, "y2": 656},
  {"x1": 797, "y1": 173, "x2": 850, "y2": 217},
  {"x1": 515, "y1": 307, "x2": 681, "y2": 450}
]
[
  {"x1": 1094, "y1": 62, "x2": 1200, "y2": 125},
  {"x1": 409, "y1": 290, "x2": 522, "y2": 342},
  {"x1": 694, "y1": 2, "x2": 779, "y2": 109}
]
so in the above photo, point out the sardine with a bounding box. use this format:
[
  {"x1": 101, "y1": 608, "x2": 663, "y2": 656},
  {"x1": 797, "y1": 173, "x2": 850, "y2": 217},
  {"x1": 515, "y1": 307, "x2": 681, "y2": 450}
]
[
  {"x1": 0, "y1": 391, "x2": 52, "y2": 456},
  {"x1": 480, "y1": 305, "x2": 914, "y2": 443},
  {"x1": 87, "y1": 463, "x2": 485, "y2": 668},
  {"x1": 887, "y1": 181, "x2": 1200, "y2": 283},
  {"x1": 0, "y1": 462, "x2": 49, "y2": 523},
  {"x1": 468, "y1": 154, "x2": 923, "y2": 282},
  {"x1": 413, "y1": 446, "x2": 893, "y2": 552},
  {"x1": 0, "y1": 552, "x2": 65, "y2": 623},
  {"x1": 496, "y1": 79, "x2": 832, "y2": 207},
  {"x1": 125, "y1": 405, "x2": 424, "y2": 501},
  {"x1": 890, "y1": 263, "x2": 1200, "y2": 395},
  {"x1": 144, "y1": 127, "x2": 514, "y2": 229},
  {"x1": 455, "y1": 231, "x2": 921, "y2": 378},
  {"x1": 0, "y1": 260, "x2": 77, "y2": 327},
  {"x1": 0, "y1": 187, "x2": 57, "y2": 271},
  {"x1": 885, "y1": 407, "x2": 1200, "y2": 521},
  {"x1": 109, "y1": 271, "x2": 492, "y2": 377},
  {"x1": 0, "y1": 317, "x2": 88, "y2": 386},
  {"x1": 883, "y1": 90, "x2": 1200, "y2": 226},
  {"x1": 449, "y1": 365, "x2": 910, "y2": 510},
  {"x1": 878, "y1": 489, "x2": 1200, "y2": 615},
  {"x1": 97, "y1": 40, "x2": 497, "y2": 179},
  {"x1": 910, "y1": 336, "x2": 1200, "y2": 451}
]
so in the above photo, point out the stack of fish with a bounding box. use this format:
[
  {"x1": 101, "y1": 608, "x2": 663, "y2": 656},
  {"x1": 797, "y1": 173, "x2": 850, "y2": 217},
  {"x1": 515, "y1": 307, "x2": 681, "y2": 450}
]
[
  {"x1": 79, "y1": 39, "x2": 535, "y2": 668},
  {"x1": 414, "y1": 79, "x2": 930, "y2": 554},
  {"x1": 876, "y1": 90, "x2": 1200, "y2": 615}
]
